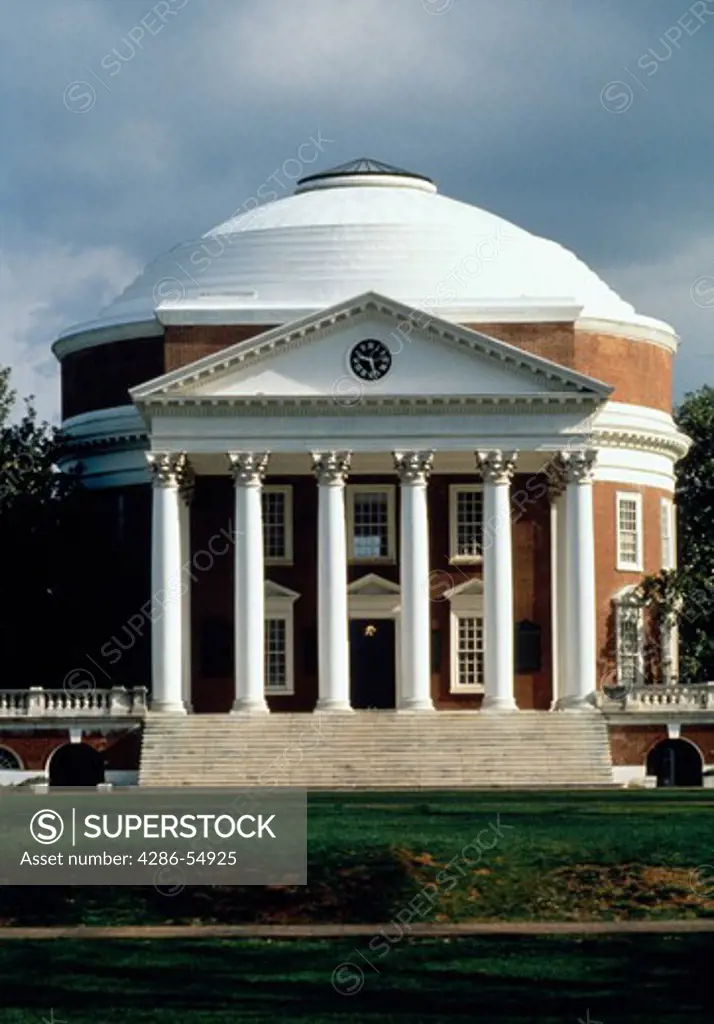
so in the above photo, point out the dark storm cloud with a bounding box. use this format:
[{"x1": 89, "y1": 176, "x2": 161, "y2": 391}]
[{"x1": 1, "y1": 0, "x2": 711, "y2": 418}]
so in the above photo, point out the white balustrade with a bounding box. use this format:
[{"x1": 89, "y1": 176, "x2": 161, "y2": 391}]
[
  {"x1": 599, "y1": 682, "x2": 714, "y2": 712},
  {"x1": 0, "y1": 687, "x2": 148, "y2": 718}
]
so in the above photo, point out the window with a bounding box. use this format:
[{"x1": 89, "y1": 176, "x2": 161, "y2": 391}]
[
  {"x1": 616, "y1": 492, "x2": 643, "y2": 571},
  {"x1": 264, "y1": 580, "x2": 299, "y2": 695},
  {"x1": 265, "y1": 618, "x2": 289, "y2": 692},
  {"x1": 446, "y1": 578, "x2": 485, "y2": 693},
  {"x1": 614, "y1": 590, "x2": 644, "y2": 689},
  {"x1": 347, "y1": 486, "x2": 395, "y2": 561},
  {"x1": 449, "y1": 485, "x2": 483, "y2": 562},
  {"x1": 262, "y1": 486, "x2": 292, "y2": 564},
  {"x1": 0, "y1": 747, "x2": 22, "y2": 771},
  {"x1": 454, "y1": 616, "x2": 485, "y2": 690},
  {"x1": 661, "y1": 498, "x2": 675, "y2": 570}
]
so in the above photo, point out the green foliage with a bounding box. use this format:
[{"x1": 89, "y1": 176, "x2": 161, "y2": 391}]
[
  {"x1": 639, "y1": 385, "x2": 714, "y2": 682},
  {"x1": 0, "y1": 367, "x2": 82, "y2": 683}
]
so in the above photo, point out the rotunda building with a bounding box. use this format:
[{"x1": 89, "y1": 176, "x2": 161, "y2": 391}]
[{"x1": 37, "y1": 157, "x2": 704, "y2": 788}]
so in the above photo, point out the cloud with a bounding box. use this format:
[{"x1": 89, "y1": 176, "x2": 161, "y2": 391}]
[
  {"x1": 604, "y1": 233, "x2": 714, "y2": 399},
  {"x1": 0, "y1": 0, "x2": 711, "y2": 419},
  {"x1": 0, "y1": 241, "x2": 142, "y2": 422}
]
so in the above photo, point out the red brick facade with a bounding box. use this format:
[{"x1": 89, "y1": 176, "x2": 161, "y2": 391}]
[
  {"x1": 609, "y1": 725, "x2": 714, "y2": 766},
  {"x1": 59, "y1": 322, "x2": 674, "y2": 417},
  {"x1": 0, "y1": 730, "x2": 140, "y2": 773}
]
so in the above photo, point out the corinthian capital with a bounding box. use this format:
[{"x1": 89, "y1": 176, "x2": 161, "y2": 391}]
[
  {"x1": 146, "y1": 451, "x2": 190, "y2": 489},
  {"x1": 475, "y1": 450, "x2": 517, "y2": 485},
  {"x1": 228, "y1": 452, "x2": 269, "y2": 485},
  {"x1": 393, "y1": 450, "x2": 434, "y2": 483},
  {"x1": 311, "y1": 450, "x2": 352, "y2": 484},
  {"x1": 555, "y1": 449, "x2": 597, "y2": 484}
]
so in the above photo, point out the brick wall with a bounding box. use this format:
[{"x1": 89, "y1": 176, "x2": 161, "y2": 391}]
[
  {"x1": 0, "y1": 730, "x2": 141, "y2": 772},
  {"x1": 594, "y1": 481, "x2": 674, "y2": 685},
  {"x1": 60, "y1": 321, "x2": 673, "y2": 418},
  {"x1": 469, "y1": 323, "x2": 673, "y2": 411},
  {"x1": 608, "y1": 724, "x2": 714, "y2": 766},
  {"x1": 188, "y1": 472, "x2": 554, "y2": 712}
]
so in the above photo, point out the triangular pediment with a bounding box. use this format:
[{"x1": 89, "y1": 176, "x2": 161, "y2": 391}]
[
  {"x1": 265, "y1": 580, "x2": 300, "y2": 601},
  {"x1": 443, "y1": 577, "x2": 485, "y2": 600},
  {"x1": 347, "y1": 573, "x2": 401, "y2": 597},
  {"x1": 131, "y1": 293, "x2": 612, "y2": 408}
]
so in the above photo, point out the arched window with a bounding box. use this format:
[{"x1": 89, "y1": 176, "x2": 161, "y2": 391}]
[{"x1": 0, "y1": 747, "x2": 23, "y2": 771}]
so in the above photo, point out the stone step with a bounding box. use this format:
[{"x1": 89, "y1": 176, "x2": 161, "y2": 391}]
[{"x1": 139, "y1": 710, "x2": 614, "y2": 788}]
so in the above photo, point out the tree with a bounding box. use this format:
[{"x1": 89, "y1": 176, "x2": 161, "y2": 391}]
[
  {"x1": 639, "y1": 384, "x2": 714, "y2": 683},
  {"x1": 0, "y1": 368, "x2": 81, "y2": 683}
]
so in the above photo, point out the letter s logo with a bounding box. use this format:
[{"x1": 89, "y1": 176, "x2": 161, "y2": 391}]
[{"x1": 30, "y1": 809, "x2": 65, "y2": 845}]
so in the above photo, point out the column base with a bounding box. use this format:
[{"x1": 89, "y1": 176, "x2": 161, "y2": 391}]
[
  {"x1": 150, "y1": 700, "x2": 188, "y2": 714},
  {"x1": 481, "y1": 695, "x2": 519, "y2": 713},
  {"x1": 315, "y1": 699, "x2": 353, "y2": 712},
  {"x1": 231, "y1": 700, "x2": 270, "y2": 715},
  {"x1": 397, "y1": 699, "x2": 435, "y2": 711},
  {"x1": 553, "y1": 692, "x2": 598, "y2": 711}
]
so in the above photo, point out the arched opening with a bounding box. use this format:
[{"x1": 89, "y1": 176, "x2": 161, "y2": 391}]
[
  {"x1": 646, "y1": 739, "x2": 703, "y2": 788},
  {"x1": 0, "y1": 747, "x2": 23, "y2": 771},
  {"x1": 48, "y1": 743, "x2": 105, "y2": 787}
]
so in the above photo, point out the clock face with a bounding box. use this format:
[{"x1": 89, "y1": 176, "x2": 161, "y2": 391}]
[{"x1": 349, "y1": 339, "x2": 392, "y2": 382}]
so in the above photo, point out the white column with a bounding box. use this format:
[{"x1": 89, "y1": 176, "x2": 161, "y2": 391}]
[
  {"x1": 147, "y1": 452, "x2": 187, "y2": 714},
  {"x1": 312, "y1": 451, "x2": 352, "y2": 711},
  {"x1": 394, "y1": 451, "x2": 434, "y2": 711},
  {"x1": 548, "y1": 480, "x2": 569, "y2": 710},
  {"x1": 229, "y1": 453, "x2": 269, "y2": 714},
  {"x1": 476, "y1": 450, "x2": 518, "y2": 712},
  {"x1": 557, "y1": 450, "x2": 598, "y2": 710},
  {"x1": 179, "y1": 470, "x2": 194, "y2": 712}
]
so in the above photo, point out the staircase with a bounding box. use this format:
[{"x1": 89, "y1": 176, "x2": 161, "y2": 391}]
[{"x1": 139, "y1": 711, "x2": 614, "y2": 788}]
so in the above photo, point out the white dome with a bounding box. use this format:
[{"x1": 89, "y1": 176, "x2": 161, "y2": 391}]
[{"x1": 63, "y1": 160, "x2": 672, "y2": 340}]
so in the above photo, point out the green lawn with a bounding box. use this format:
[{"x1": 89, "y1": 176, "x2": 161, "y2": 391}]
[
  {"x1": 1, "y1": 790, "x2": 713, "y2": 925},
  {"x1": 0, "y1": 935, "x2": 711, "y2": 1022}
]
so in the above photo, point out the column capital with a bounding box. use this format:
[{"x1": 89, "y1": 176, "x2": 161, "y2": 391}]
[
  {"x1": 147, "y1": 451, "x2": 191, "y2": 490},
  {"x1": 311, "y1": 450, "x2": 352, "y2": 485},
  {"x1": 475, "y1": 450, "x2": 517, "y2": 484},
  {"x1": 179, "y1": 462, "x2": 196, "y2": 505},
  {"x1": 544, "y1": 460, "x2": 567, "y2": 502},
  {"x1": 555, "y1": 449, "x2": 597, "y2": 484},
  {"x1": 228, "y1": 452, "x2": 269, "y2": 485},
  {"x1": 393, "y1": 450, "x2": 434, "y2": 483}
]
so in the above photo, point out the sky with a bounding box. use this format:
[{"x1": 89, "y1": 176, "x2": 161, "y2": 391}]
[{"x1": 1, "y1": 0, "x2": 712, "y2": 423}]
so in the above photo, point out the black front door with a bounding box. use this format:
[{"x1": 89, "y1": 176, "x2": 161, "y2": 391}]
[{"x1": 349, "y1": 619, "x2": 396, "y2": 709}]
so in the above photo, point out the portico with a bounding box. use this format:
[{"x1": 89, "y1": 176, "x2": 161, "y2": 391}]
[
  {"x1": 130, "y1": 292, "x2": 614, "y2": 717},
  {"x1": 144, "y1": 441, "x2": 600, "y2": 716}
]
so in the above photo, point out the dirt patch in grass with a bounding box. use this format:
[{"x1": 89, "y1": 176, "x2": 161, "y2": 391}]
[{"x1": 528, "y1": 864, "x2": 710, "y2": 920}]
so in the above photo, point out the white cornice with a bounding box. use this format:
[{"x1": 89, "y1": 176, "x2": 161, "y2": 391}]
[
  {"x1": 576, "y1": 316, "x2": 678, "y2": 353},
  {"x1": 53, "y1": 318, "x2": 163, "y2": 359},
  {"x1": 139, "y1": 394, "x2": 603, "y2": 418},
  {"x1": 593, "y1": 428, "x2": 690, "y2": 461},
  {"x1": 154, "y1": 298, "x2": 586, "y2": 327}
]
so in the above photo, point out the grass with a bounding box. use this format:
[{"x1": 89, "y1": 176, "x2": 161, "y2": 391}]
[
  {"x1": 0, "y1": 935, "x2": 712, "y2": 1022},
  {"x1": 1, "y1": 790, "x2": 713, "y2": 925}
]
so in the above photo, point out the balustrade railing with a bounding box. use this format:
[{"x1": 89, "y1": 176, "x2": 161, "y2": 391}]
[
  {"x1": 599, "y1": 682, "x2": 714, "y2": 711},
  {"x1": 0, "y1": 687, "x2": 148, "y2": 718}
]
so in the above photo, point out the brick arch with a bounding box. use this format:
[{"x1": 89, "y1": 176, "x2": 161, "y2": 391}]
[{"x1": 645, "y1": 734, "x2": 705, "y2": 763}]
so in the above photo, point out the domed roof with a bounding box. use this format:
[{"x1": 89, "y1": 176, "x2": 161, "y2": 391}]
[{"x1": 60, "y1": 159, "x2": 673, "y2": 343}]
